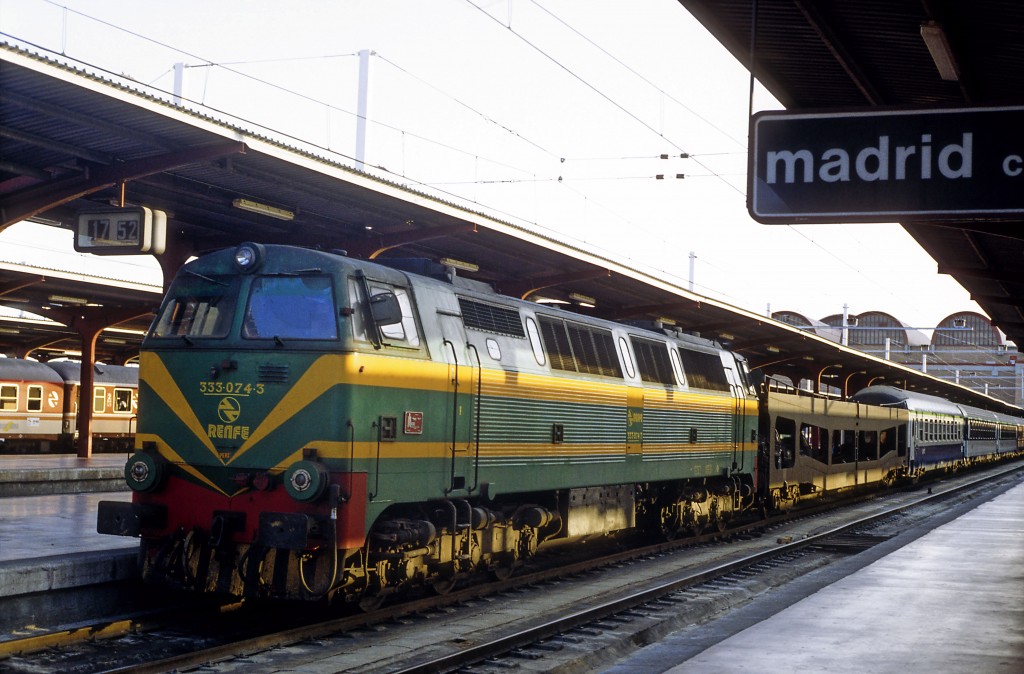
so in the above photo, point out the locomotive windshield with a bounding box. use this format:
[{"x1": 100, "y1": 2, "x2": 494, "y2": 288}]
[
  {"x1": 152, "y1": 273, "x2": 240, "y2": 339},
  {"x1": 242, "y1": 275, "x2": 338, "y2": 340}
]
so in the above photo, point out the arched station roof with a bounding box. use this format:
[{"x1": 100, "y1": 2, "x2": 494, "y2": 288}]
[
  {"x1": 0, "y1": 42, "x2": 1019, "y2": 415},
  {"x1": 821, "y1": 311, "x2": 930, "y2": 350},
  {"x1": 932, "y1": 311, "x2": 1006, "y2": 349},
  {"x1": 772, "y1": 311, "x2": 840, "y2": 343}
]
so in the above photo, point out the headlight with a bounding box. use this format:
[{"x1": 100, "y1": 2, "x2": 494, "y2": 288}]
[
  {"x1": 283, "y1": 460, "x2": 330, "y2": 502},
  {"x1": 124, "y1": 452, "x2": 164, "y2": 492},
  {"x1": 233, "y1": 242, "x2": 264, "y2": 272}
]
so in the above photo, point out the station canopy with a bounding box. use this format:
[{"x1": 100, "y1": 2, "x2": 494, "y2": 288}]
[
  {"x1": 0, "y1": 35, "x2": 1019, "y2": 414},
  {"x1": 679, "y1": 0, "x2": 1024, "y2": 352}
]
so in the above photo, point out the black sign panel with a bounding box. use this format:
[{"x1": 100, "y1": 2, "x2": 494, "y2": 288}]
[{"x1": 749, "y1": 106, "x2": 1024, "y2": 223}]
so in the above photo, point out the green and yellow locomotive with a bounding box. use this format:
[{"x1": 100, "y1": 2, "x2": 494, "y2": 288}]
[{"x1": 99, "y1": 243, "x2": 759, "y2": 606}]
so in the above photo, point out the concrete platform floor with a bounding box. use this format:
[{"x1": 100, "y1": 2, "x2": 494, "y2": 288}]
[{"x1": 608, "y1": 480, "x2": 1024, "y2": 673}]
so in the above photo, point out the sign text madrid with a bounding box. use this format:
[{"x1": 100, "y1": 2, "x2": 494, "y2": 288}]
[{"x1": 748, "y1": 106, "x2": 1024, "y2": 223}]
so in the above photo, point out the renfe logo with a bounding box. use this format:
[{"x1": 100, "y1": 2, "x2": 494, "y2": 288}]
[{"x1": 749, "y1": 106, "x2": 1024, "y2": 223}]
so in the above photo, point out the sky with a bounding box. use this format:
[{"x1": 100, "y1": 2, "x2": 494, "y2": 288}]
[{"x1": 0, "y1": 0, "x2": 983, "y2": 334}]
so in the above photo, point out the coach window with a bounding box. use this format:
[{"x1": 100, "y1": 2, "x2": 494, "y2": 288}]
[
  {"x1": 799, "y1": 422, "x2": 828, "y2": 463},
  {"x1": 27, "y1": 385, "x2": 43, "y2": 412},
  {"x1": 93, "y1": 387, "x2": 107, "y2": 413},
  {"x1": 113, "y1": 388, "x2": 133, "y2": 413},
  {"x1": 0, "y1": 384, "x2": 17, "y2": 411},
  {"x1": 859, "y1": 431, "x2": 878, "y2": 461},
  {"x1": 775, "y1": 417, "x2": 796, "y2": 468},
  {"x1": 832, "y1": 429, "x2": 855, "y2": 462}
]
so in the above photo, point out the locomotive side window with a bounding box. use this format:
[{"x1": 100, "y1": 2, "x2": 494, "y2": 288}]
[
  {"x1": 538, "y1": 316, "x2": 575, "y2": 371},
  {"x1": 537, "y1": 316, "x2": 622, "y2": 378},
  {"x1": 27, "y1": 385, "x2": 43, "y2": 412},
  {"x1": 348, "y1": 279, "x2": 421, "y2": 348},
  {"x1": 93, "y1": 386, "x2": 107, "y2": 413},
  {"x1": 567, "y1": 321, "x2": 622, "y2": 377},
  {"x1": 618, "y1": 337, "x2": 635, "y2": 378},
  {"x1": 0, "y1": 384, "x2": 17, "y2": 411},
  {"x1": 630, "y1": 337, "x2": 676, "y2": 386},
  {"x1": 677, "y1": 348, "x2": 731, "y2": 391},
  {"x1": 525, "y1": 317, "x2": 546, "y2": 366},
  {"x1": 152, "y1": 274, "x2": 240, "y2": 339},
  {"x1": 243, "y1": 275, "x2": 338, "y2": 340}
]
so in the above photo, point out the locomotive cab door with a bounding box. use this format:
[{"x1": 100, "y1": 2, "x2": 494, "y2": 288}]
[
  {"x1": 723, "y1": 362, "x2": 748, "y2": 472},
  {"x1": 437, "y1": 311, "x2": 479, "y2": 494}
]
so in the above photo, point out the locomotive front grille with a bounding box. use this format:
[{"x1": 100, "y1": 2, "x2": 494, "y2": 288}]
[{"x1": 258, "y1": 364, "x2": 290, "y2": 383}]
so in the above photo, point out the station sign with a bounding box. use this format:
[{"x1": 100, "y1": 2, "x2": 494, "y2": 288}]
[
  {"x1": 749, "y1": 105, "x2": 1024, "y2": 223},
  {"x1": 74, "y1": 206, "x2": 166, "y2": 254}
]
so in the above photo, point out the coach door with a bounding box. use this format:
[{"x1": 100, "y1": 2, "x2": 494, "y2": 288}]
[{"x1": 438, "y1": 311, "x2": 480, "y2": 494}]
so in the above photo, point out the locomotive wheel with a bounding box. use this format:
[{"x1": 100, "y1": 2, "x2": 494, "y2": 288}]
[
  {"x1": 358, "y1": 591, "x2": 385, "y2": 612},
  {"x1": 432, "y1": 575, "x2": 457, "y2": 595},
  {"x1": 492, "y1": 563, "x2": 515, "y2": 581}
]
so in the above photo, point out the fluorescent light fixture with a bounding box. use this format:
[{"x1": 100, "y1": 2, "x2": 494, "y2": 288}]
[
  {"x1": 439, "y1": 257, "x2": 479, "y2": 273},
  {"x1": 921, "y1": 22, "x2": 960, "y2": 81},
  {"x1": 719, "y1": 332, "x2": 735, "y2": 341},
  {"x1": 103, "y1": 337, "x2": 127, "y2": 345},
  {"x1": 766, "y1": 345, "x2": 780, "y2": 353},
  {"x1": 0, "y1": 327, "x2": 20, "y2": 335},
  {"x1": 48, "y1": 294, "x2": 88, "y2": 305},
  {"x1": 568, "y1": 292, "x2": 596, "y2": 307},
  {"x1": 534, "y1": 297, "x2": 569, "y2": 305},
  {"x1": 232, "y1": 198, "x2": 295, "y2": 221}
]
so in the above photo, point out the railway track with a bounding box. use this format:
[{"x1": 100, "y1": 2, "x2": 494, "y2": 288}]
[{"x1": 3, "y1": 460, "x2": 1021, "y2": 673}]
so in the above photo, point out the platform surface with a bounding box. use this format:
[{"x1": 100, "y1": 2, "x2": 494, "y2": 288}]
[
  {"x1": 609, "y1": 480, "x2": 1024, "y2": 673},
  {"x1": 0, "y1": 453, "x2": 129, "y2": 496},
  {"x1": 0, "y1": 490, "x2": 134, "y2": 563}
]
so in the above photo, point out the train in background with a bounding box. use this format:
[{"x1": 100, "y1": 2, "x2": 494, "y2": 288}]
[
  {"x1": 761, "y1": 383, "x2": 1024, "y2": 512},
  {"x1": 95, "y1": 243, "x2": 1024, "y2": 608},
  {"x1": 0, "y1": 358, "x2": 138, "y2": 453}
]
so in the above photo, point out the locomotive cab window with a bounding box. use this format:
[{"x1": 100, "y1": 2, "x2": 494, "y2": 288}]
[
  {"x1": 243, "y1": 275, "x2": 338, "y2": 340},
  {"x1": 152, "y1": 274, "x2": 241, "y2": 339}
]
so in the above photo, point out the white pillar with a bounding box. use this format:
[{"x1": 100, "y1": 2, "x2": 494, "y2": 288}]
[
  {"x1": 355, "y1": 49, "x2": 372, "y2": 171},
  {"x1": 173, "y1": 62, "x2": 185, "y2": 106}
]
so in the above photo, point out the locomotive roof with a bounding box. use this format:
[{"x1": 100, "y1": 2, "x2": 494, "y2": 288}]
[{"x1": 0, "y1": 358, "x2": 64, "y2": 384}]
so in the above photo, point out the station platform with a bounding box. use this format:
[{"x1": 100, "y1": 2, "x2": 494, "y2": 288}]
[
  {"x1": 608, "y1": 479, "x2": 1024, "y2": 673},
  {"x1": 0, "y1": 453, "x2": 130, "y2": 497},
  {"x1": 0, "y1": 489, "x2": 138, "y2": 635}
]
